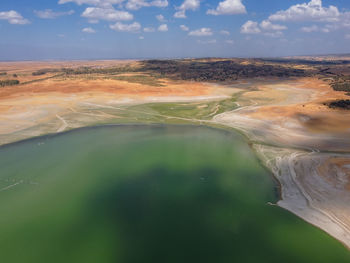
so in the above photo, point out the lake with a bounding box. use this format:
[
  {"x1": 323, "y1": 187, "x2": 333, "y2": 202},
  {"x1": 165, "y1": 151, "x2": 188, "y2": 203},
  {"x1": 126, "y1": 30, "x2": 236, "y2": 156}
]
[{"x1": 0, "y1": 125, "x2": 349, "y2": 263}]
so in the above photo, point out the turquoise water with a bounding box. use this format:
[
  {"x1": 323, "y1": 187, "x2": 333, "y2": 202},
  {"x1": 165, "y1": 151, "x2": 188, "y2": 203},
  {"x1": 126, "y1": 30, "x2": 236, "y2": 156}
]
[{"x1": 0, "y1": 125, "x2": 348, "y2": 263}]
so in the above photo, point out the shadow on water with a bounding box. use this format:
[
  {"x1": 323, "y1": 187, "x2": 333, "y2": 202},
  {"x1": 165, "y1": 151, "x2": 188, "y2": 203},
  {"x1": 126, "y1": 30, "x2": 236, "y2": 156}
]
[
  {"x1": 92, "y1": 166, "x2": 266, "y2": 263},
  {"x1": 89, "y1": 164, "x2": 350, "y2": 263}
]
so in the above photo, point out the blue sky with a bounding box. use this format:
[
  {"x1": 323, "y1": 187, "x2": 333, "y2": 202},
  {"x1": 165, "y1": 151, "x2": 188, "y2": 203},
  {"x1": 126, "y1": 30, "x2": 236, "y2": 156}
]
[{"x1": 0, "y1": 0, "x2": 349, "y2": 60}]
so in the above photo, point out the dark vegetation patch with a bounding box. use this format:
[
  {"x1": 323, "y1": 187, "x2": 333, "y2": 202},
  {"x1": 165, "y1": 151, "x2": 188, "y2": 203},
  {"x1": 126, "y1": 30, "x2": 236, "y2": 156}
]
[
  {"x1": 61, "y1": 66, "x2": 137, "y2": 75},
  {"x1": 0, "y1": 72, "x2": 7, "y2": 76},
  {"x1": 110, "y1": 75, "x2": 164, "y2": 86},
  {"x1": 139, "y1": 59, "x2": 309, "y2": 82},
  {"x1": 330, "y1": 76, "x2": 350, "y2": 92},
  {"x1": 328, "y1": 100, "x2": 350, "y2": 110},
  {"x1": 21, "y1": 73, "x2": 64, "y2": 85},
  {"x1": 28, "y1": 58, "x2": 350, "y2": 89},
  {"x1": 0, "y1": 79, "x2": 20, "y2": 87},
  {"x1": 260, "y1": 58, "x2": 350, "y2": 65},
  {"x1": 32, "y1": 68, "x2": 61, "y2": 76}
]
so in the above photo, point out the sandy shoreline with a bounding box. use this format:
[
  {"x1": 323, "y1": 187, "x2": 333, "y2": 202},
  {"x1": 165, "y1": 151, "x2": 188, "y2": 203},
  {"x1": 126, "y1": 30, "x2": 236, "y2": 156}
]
[
  {"x1": 254, "y1": 145, "x2": 350, "y2": 248},
  {"x1": 213, "y1": 78, "x2": 350, "y2": 249}
]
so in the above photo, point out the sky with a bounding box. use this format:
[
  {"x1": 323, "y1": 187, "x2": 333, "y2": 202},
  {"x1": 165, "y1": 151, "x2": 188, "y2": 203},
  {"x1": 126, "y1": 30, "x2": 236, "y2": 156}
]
[{"x1": 0, "y1": 0, "x2": 349, "y2": 60}]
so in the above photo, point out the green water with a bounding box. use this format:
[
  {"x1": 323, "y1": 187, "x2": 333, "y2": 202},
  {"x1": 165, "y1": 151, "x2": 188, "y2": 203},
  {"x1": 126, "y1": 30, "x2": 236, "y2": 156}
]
[{"x1": 0, "y1": 125, "x2": 348, "y2": 263}]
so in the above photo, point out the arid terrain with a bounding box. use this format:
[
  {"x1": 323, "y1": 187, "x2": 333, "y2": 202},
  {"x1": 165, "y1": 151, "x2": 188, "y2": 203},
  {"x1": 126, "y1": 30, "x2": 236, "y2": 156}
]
[{"x1": 0, "y1": 57, "x2": 350, "y2": 249}]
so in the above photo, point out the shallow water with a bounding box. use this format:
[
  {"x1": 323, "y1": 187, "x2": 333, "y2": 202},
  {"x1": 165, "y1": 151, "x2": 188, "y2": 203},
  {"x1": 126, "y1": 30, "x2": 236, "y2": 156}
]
[{"x1": 0, "y1": 125, "x2": 349, "y2": 263}]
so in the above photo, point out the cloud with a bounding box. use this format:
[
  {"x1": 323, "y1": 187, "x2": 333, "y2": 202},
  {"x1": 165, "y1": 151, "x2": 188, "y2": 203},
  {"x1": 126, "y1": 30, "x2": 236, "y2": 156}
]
[
  {"x1": 197, "y1": 39, "x2": 217, "y2": 44},
  {"x1": 300, "y1": 24, "x2": 330, "y2": 33},
  {"x1": 58, "y1": 0, "x2": 125, "y2": 6},
  {"x1": 263, "y1": 31, "x2": 283, "y2": 38},
  {"x1": 82, "y1": 7, "x2": 133, "y2": 22},
  {"x1": 59, "y1": 0, "x2": 168, "y2": 10},
  {"x1": 260, "y1": 20, "x2": 287, "y2": 31},
  {"x1": 241, "y1": 0, "x2": 348, "y2": 36},
  {"x1": 126, "y1": 0, "x2": 168, "y2": 10},
  {"x1": 174, "y1": 10, "x2": 186, "y2": 19},
  {"x1": 345, "y1": 34, "x2": 350, "y2": 40},
  {"x1": 34, "y1": 9, "x2": 74, "y2": 19},
  {"x1": 241, "y1": 20, "x2": 287, "y2": 37},
  {"x1": 110, "y1": 21, "x2": 141, "y2": 32},
  {"x1": 158, "y1": 24, "x2": 168, "y2": 32},
  {"x1": 207, "y1": 0, "x2": 246, "y2": 16},
  {"x1": 343, "y1": 13, "x2": 350, "y2": 28},
  {"x1": 225, "y1": 40, "x2": 234, "y2": 44},
  {"x1": 220, "y1": 30, "x2": 230, "y2": 35},
  {"x1": 150, "y1": 0, "x2": 168, "y2": 8},
  {"x1": 0, "y1": 10, "x2": 30, "y2": 25},
  {"x1": 143, "y1": 27, "x2": 155, "y2": 32},
  {"x1": 139, "y1": 36, "x2": 144, "y2": 39},
  {"x1": 82, "y1": 27, "x2": 96, "y2": 33},
  {"x1": 300, "y1": 25, "x2": 319, "y2": 32},
  {"x1": 180, "y1": 25, "x2": 189, "y2": 31},
  {"x1": 240, "y1": 20, "x2": 260, "y2": 34},
  {"x1": 189, "y1": 27, "x2": 213, "y2": 36},
  {"x1": 269, "y1": 0, "x2": 340, "y2": 22},
  {"x1": 156, "y1": 14, "x2": 166, "y2": 22},
  {"x1": 174, "y1": 0, "x2": 200, "y2": 19}
]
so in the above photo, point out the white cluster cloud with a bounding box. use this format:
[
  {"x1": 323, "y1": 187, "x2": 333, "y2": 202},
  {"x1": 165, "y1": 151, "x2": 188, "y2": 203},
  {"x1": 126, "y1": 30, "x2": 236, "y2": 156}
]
[
  {"x1": 269, "y1": 0, "x2": 340, "y2": 22},
  {"x1": 58, "y1": 0, "x2": 124, "y2": 6},
  {"x1": 151, "y1": 0, "x2": 168, "y2": 8},
  {"x1": 241, "y1": 20, "x2": 286, "y2": 37},
  {"x1": 260, "y1": 20, "x2": 287, "y2": 31},
  {"x1": 180, "y1": 25, "x2": 189, "y2": 31},
  {"x1": 0, "y1": 10, "x2": 30, "y2": 25},
  {"x1": 240, "y1": 1, "x2": 343, "y2": 37},
  {"x1": 188, "y1": 27, "x2": 213, "y2": 37},
  {"x1": 34, "y1": 9, "x2": 74, "y2": 19},
  {"x1": 245, "y1": 0, "x2": 350, "y2": 36},
  {"x1": 82, "y1": 7, "x2": 133, "y2": 23},
  {"x1": 59, "y1": 0, "x2": 167, "y2": 10},
  {"x1": 241, "y1": 21, "x2": 260, "y2": 34},
  {"x1": 174, "y1": 0, "x2": 200, "y2": 19},
  {"x1": 59, "y1": 0, "x2": 169, "y2": 33},
  {"x1": 110, "y1": 21, "x2": 141, "y2": 32},
  {"x1": 207, "y1": 0, "x2": 246, "y2": 16},
  {"x1": 239, "y1": 0, "x2": 350, "y2": 38},
  {"x1": 158, "y1": 24, "x2": 168, "y2": 32},
  {"x1": 82, "y1": 27, "x2": 96, "y2": 33},
  {"x1": 126, "y1": 0, "x2": 168, "y2": 11}
]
